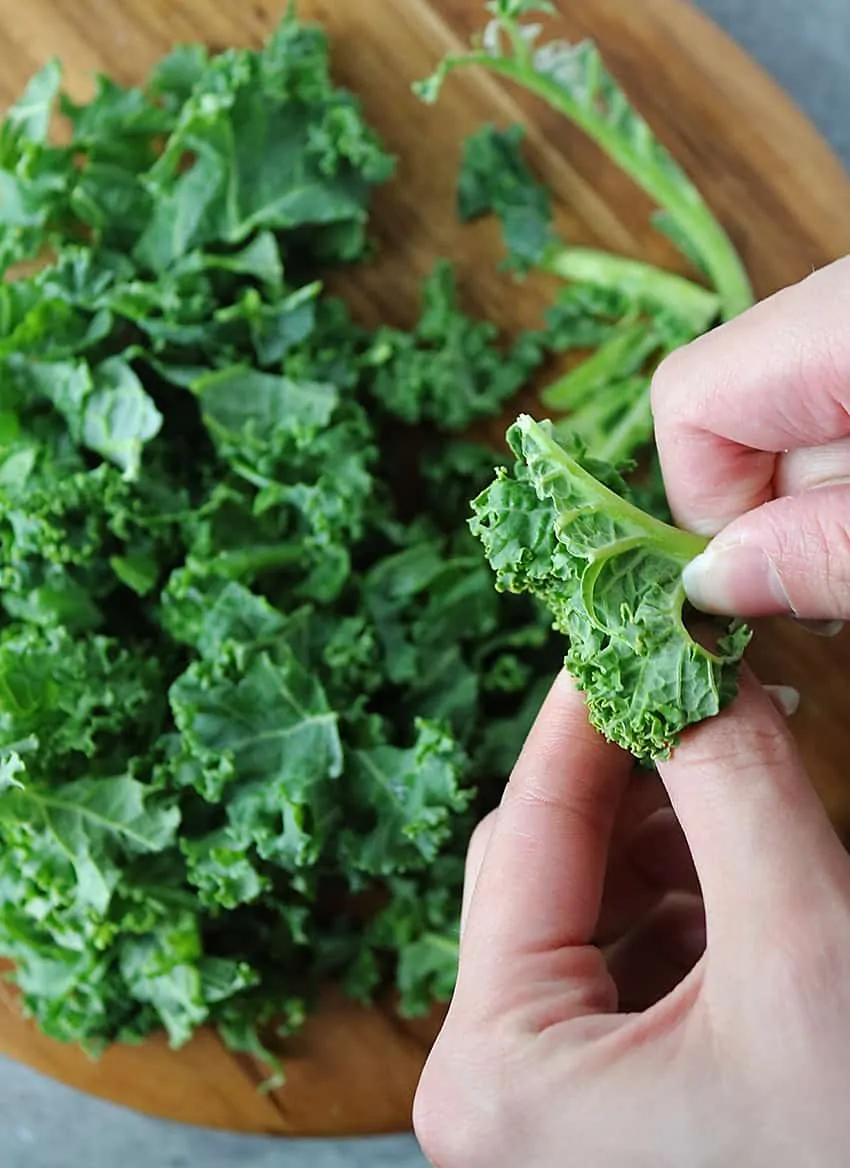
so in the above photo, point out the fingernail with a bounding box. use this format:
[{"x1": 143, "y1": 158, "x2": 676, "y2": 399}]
[
  {"x1": 764, "y1": 684, "x2": 801, "y2": 717},
  {"x1": 682, "y1": 545, "x2": 793, "y2": 616},
  {"x1": 796, "y1": 619, "x2": 845, "y2": 638}
]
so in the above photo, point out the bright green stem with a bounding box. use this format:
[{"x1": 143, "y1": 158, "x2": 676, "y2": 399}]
[
  {"x1": 591, "y1": 382, "x2": 654, "y2": 465},
  {"x1": 427, "y1": 53, "x2": 753, "y2": 320},
  {"x1": 540, "y1": 246, "x2": 721, "y2": 334},
  {"x1": 553, "y1": 374, "x2": 641, "y2": 449},
  {"x1": 205, "y1": 544, "x2": 304, "y2": 580},
  {"x1": 541, "y1": 315, "x2": 654, "y2": 410},
  {"x1": 526, "y1": 416, "x2": 708, "y2": 563},
  {"x1": 553, "y1": 375, "x2": 653, "y2": 466}
]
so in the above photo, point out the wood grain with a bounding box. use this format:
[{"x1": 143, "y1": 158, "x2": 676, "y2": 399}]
[{"x1": 0, "y1": 0, "x2": 849, "y2": 1139}]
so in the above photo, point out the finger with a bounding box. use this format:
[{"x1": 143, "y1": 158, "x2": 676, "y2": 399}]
[
  {"x1": 656, "y1": 669, "x2": 850, "y2": 943},
  {"x1": 605, "y1": 893, "x2": 705, "y2": 1012},
  {"x1": 462, "y1": 772, "x2": 668, "y2": 943},
  {"x1": 458, "y1": 670, "x2": 632, "y2": 1005},
  {"x1": 595, "y1": 807, "x2": 699, "y2": 946},
  {"x1": 776, "y1": 437, "x2": 850, "y2": 496},
  {"x1": 465, "y1": 775, "x2": 669, "y2": 949},
  {"x1": 651, "y1": 255, "x2": 850, "y2": 534},
  {"x1": 681, "y1": 487, "x2": 850, "y2": 618}
]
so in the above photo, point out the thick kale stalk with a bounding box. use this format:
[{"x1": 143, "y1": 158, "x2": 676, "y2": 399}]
[
  {"x1": 451, "y1": 120, "x2": 715, "y2": 487},
  {"x1": 417, "y1": 0, "x2": 753, "y2": 321},
  {"x1": 470, "y1": 415, "x2": 751, "y2": 762}
]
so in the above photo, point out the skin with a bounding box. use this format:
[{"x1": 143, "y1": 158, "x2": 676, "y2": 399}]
[
  {"x1": 414, "y1": 260, "x2": 850, "y2": 1165},
  {"x1": 414, "y1": 672, "x2": 850, "y2": 1168},
  {"x1": 652, "y1": 254, "x2": 850, "y2": 620}
]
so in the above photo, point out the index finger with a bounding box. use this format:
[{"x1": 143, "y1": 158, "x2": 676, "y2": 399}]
[
  {"x1": 652, "y1": 255, "x2": 850, "y2": 534},
  {"x1": 459, "y1": 671, "x2": 632, "y2": 997}
]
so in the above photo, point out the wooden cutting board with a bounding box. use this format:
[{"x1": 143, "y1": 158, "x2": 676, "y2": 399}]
[{"x1": 1, "y1": 0, "x2": 850, "y2": 1140}]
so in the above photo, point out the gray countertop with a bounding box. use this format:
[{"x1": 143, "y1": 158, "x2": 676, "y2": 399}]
[{"x1": 2, "y1": 2, "x2": 848, "y2": 1165}]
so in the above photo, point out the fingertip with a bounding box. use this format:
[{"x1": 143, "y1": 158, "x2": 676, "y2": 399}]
[
  {"x1": 681, "y1": 544, "x2": 792, "y2": 616},
  {"x1": 683, "y1": 489, "x2": 850, "y2": 620}
]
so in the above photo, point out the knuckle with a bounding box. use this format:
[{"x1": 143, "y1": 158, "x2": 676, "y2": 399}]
[
  {"x1": 735, "y1": 719, "x2": 797, "y2": 776},
  {"x1": 680, "y1": 717, "x2": 797, "y2": 785},
  {"x1": 558, "y1": 783, "x2": 612, "y2": 850},
  {"x1": 767, "y1": 501, "x2": 834, "y2": 560},
  {"x1": 791, "y1": 308, "x2": 850, "y2": 417},
  {"x1": 507, "y1": 768, "x2": 610, "y2": 850},
  {"x1": 812, "y1": 511, "x2": 850, "y2": 605}
]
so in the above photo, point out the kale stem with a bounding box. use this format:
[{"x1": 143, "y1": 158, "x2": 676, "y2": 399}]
[
  {"x1": 591, "y1": 383, "x2": 653, "y2": 465},
  {"x1": 435, "y1": 51, "x2": 753, "y2": 320},
  {"x1": 205, "y1": 544, "x2": 304, "y2": 580},
  {"x1": 539, "y1": 246, "x2": 720, "y2": 333},
  {"x1": 541, "y1": 315, "x2": 649, "y2": 410},
  {"x1": 420, "y1": 931, "x2": 460, "y2": 958},
  {"x1": 524, "y1": 415, "x2": 707, "y2": 563}
]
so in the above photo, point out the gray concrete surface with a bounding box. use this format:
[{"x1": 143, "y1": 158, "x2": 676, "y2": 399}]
[{"x1": 1, "y1": 2, "x2": 848, "y2": 1166}]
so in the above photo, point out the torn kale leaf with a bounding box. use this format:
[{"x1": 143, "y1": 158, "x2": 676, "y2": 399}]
[{"x1": 470, "y1": 414, "x2": 750, "y2": 762}]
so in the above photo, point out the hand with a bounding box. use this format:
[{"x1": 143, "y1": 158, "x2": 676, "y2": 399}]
[
  {"x1": 413, "y1": 671, "x2": 850, "y2": 1168},
  {"x1": 651, "y1": 255, "x2": 850, "y2": 621}
]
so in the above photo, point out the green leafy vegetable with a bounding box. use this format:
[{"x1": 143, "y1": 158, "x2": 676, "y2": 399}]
[
  {"x1": 457, "y1": 124, "x2": 720, "y2": 332},
  {"x1": 0, "y1": 0, "x2": 758, "y2": 1074},
  {"x1": 0, "y1": 10, "x2": 561, "y2": 1064},
  {"x1": 366, "y1": 260, "x2": 548, "y2": 429},
  {"x1": 470, "y1": 415, "x2": 751, "y2": 762},
  {"x1": 457, "y1": 123, "x2": 555, "y2": 273}
]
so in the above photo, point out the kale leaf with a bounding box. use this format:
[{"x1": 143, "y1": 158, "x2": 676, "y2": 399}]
[
  {"x1": 470, "y1": 415, "x2": 751, "y2": 762},
  {"x1": 457, "y1": 124, "x2": 555, "y2": 273}
]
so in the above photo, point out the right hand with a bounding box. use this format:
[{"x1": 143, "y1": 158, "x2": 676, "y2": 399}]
[{"x1": 651, "y1": 255, "x2": 850, "y2": 622}]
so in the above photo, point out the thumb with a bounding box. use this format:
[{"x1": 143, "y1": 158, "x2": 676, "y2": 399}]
[{"x1": 682, "y1": 486, "x2": 850, "y2": 621}]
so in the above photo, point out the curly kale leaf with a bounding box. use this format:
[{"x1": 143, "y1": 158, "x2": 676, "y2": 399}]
[
  {"x1": 136, "y1": 15, "x2": 394, "y2": 274},
  {"x1": 338, "y1": 720, "x2": 470, "y2": 878},
  {"x1": 367, "y1": 261, "x2": 546, "y2": 430},
  {"x1": 0, "y1": 8, "x2": 569, "y2": 1068},
  {"x1": 470, "y1": 414, "x2": 751, "y2": 761},
  {"x1": 0, "y1": 769, "x2": 179, "y2": 915},
  {"x1": 457, "y1": 123, "x2": 555, "y2": 273}
]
